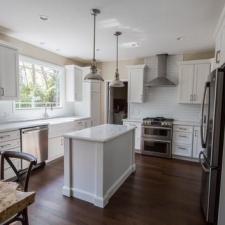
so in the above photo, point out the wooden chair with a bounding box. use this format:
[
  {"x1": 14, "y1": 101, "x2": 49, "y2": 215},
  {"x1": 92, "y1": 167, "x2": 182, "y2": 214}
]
[{"x1": 0, "y1": 151, "x2": 37, "y2": 225}]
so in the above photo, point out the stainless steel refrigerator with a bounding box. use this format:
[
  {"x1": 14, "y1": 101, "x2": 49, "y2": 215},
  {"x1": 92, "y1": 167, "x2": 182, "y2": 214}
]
[{"x1": 200, "y1": 67, "x2": 225, "y2": 224}]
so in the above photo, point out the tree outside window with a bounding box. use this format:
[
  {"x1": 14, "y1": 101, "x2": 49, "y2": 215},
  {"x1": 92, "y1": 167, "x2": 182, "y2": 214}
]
[{"x1": 16, "y1": 58, "x2": 62, "y2": 109}]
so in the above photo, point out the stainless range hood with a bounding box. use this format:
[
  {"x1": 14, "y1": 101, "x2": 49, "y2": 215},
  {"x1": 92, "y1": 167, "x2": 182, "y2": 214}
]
[{"x1": 146, "y1": 54, "x2": 176, "y2": 87}]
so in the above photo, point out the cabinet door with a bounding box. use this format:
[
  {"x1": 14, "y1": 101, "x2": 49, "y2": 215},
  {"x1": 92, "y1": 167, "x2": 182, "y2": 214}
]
[
  {"x1": 193, "y1": 126, "x2": 203, "y2": 159},
  {"x1": 220, "y1": 23, "x2": 225, "y2": 67},
  {"x1": 66, "y1": 66, "x2": 83, "y2": 102},
  {"x1": 48, "y1": 136, "x2": 64, "y2": 161},
  {"x1": 0, "y1": 45, "x2": 19, "y2": 100},
  {"x1": 123, "y1": 121, "x2": 141, "y2": 151},
  {"x1": 128, "y1": 68, "x2": 144, "y2": 103},
  {"x1": 178, "y1": 64, "x2": 194, "y2": 103},
  {"x1": 91, "y1": 91, "x2": 101, "y2": 126},
  {"x1": 193, "y1": 63, "x2": 211, "y2": 104}
]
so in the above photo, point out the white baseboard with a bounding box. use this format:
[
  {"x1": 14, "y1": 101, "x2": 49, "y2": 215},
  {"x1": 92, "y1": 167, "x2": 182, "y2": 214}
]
[
  {"x1": 62, "y1": 163, "x2": 135, "y2": 208},
  {"x1": 62, "y1": 186, "x2": 72, "y2": 197},
  {"x1": 103, "y1": 164, "x2": 135, "y2": 207}
]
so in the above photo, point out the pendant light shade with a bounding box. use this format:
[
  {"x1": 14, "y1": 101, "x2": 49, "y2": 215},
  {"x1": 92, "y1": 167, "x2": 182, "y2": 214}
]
[
  {"x1": 84, "y1": 9, "x2": 104, "y2": 81},
  {"x1": 110, "y1": 31, "x2": 124, "y2": 87}
]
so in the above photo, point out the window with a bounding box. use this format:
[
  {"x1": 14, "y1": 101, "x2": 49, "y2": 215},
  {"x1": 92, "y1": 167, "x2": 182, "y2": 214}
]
[{"x1": 16, "y1": 56, "x2": 63, "y2": 109}]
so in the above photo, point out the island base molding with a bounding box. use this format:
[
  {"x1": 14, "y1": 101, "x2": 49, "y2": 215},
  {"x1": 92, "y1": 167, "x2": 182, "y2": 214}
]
[{"x1": 63, "y1": 163, "x2": 136, "y2": 208}]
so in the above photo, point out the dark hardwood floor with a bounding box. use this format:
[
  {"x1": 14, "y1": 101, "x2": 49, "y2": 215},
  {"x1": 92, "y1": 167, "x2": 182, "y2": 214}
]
[{"x1": 26, "y1": 155, "x2": 206, "y2": 225}]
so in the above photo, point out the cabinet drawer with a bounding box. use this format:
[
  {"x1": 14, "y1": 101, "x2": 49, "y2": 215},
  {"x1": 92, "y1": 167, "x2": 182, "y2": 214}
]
[
  {"x1": 0, "y1": 139, "x2": 20, "y2": 151},
  {"x1": 173, "y1": 125, "x2": 193, "y2": 133},
  {"x1": 172, "y1": 144, "x2": 192, "y2": 157},
  {"x1": 0, "y1": 130, "x2": 20, "y2": 143},
  {"x1": 173, "y1": 132, "x2": 192, "y2": 145}
]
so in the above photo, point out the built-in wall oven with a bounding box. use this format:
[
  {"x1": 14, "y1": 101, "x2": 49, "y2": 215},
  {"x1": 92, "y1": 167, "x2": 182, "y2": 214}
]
[{"x1": 141, "y1": 117, "x2": 173, "y2": 158}]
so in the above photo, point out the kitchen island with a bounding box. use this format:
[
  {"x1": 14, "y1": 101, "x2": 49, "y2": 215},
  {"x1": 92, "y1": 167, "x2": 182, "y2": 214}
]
[{"x1": 62, "y1": 124, "x2": 136, "y2": 208}]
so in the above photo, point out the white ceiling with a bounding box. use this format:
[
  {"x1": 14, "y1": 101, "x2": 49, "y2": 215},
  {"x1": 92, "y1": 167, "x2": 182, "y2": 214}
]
[{"x1": 0, "y1": 0, "x2": 224, "y2": 62}]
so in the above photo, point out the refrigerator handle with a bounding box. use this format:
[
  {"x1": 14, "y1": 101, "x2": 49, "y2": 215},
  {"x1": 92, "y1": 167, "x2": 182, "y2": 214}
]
[
  {"x1": 200, "y1": 82, "x2": 210, "y2": 148},
  {"x1": 199, "y1": 151, "x2": 210, "y2": 173}
]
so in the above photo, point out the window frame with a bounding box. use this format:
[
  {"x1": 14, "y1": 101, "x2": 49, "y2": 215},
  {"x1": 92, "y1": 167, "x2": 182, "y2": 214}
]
[{"x1": 15, "y1": 55, "x2": 65, "y2": 110}]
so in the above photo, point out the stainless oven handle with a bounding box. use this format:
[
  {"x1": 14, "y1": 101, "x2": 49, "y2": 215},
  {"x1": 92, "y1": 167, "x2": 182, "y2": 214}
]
[
  {"x1": 142, "y1": 126, "x2": 172, "y2": 130},
  {"x1": 143, "y1": 138, "x2": 171, "y2": 143}
]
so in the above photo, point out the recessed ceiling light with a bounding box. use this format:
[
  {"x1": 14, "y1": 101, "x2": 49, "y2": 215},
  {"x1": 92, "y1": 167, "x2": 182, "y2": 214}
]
[
  {"x1": 40, "y1": 15, "x2": 48, "y2": 21},
  {"x1": 177, "y1": 36, "x2": 184, "y2": 41},
  {"x1": 121, "y1": 42, "x2": 139, "y2": 48}
]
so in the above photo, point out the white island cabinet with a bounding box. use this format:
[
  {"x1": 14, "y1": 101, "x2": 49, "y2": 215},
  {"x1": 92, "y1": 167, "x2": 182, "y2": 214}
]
[{"x1": 63, "y1": 124, "x2": 136, "y2": 208}]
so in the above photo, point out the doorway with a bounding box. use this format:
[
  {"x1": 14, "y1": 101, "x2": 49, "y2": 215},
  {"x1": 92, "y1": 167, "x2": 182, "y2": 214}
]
[{"x1": 105, "y1": 81, "x2": 128, "y2": 124}]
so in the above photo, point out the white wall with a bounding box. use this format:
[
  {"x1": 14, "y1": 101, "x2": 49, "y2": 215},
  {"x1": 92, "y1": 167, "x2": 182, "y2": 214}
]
[{"x1": 129, "y1": 55, "x2": 201, "y2": 122}]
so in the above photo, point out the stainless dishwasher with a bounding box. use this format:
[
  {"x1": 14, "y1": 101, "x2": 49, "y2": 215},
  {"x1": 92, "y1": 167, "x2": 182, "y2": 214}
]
[{"x1": 21, "y1": 125, "x2": 48, "y2": 168}]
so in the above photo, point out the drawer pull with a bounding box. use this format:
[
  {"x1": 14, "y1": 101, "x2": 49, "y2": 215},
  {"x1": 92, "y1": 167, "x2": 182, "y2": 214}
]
[
  {"x1": 178, "y1": 147, "x2": 187, "y2": 151},
  {"x1": 0, "y1": 135, "x2": 10, "y2": 139},
  {"x1": 178, "y1": 128, "x2": 187, "y2": 131},
  {"x1": 179, "y1": 135, "x2": 188, "y2": 138},
  {"x1": 0, "y1": 144, "x2": 11, "y2": 148}
]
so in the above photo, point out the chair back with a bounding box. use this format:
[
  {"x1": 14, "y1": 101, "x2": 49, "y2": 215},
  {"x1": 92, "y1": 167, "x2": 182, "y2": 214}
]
[{"x1": 0, "y1": 151, "x2": 37, "y2": 192}]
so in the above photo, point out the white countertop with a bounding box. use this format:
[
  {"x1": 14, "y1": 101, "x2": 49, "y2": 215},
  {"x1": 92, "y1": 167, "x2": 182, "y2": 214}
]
[
  {"x1": 64, "y1": 124, "x2": 136, "y2": 143},
  {"x1": 123, "y1": 118, "x2": 200, "y2": 126},
  {"x1": 0, "y1": 116, "x2": 91, "y2": 132}
]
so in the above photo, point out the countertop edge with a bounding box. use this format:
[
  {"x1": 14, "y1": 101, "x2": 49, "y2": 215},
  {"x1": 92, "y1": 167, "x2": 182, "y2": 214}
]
[
  {"x1": 0, "y1": 116, "x2": 91, "y2": 133},
  {"x1": 64, "y1": 126, "x2": 136, "y2": 143}
]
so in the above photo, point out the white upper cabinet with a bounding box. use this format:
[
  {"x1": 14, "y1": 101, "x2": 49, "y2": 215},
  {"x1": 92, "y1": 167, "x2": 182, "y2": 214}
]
[
  {"x1": 178, "y1": 60, "x2": 211, "y2": 104},
  {"x1": 214, "y1": 9, "x2": 225, "y2": 69},
  {"x1": 193, "y1": 63, "x2": 211, "y2": 103},
  {"x1": 0, "y1": 44, "x2": 19, "y2": 100},
  {"x1": 127, "y1": 65, "x2": 146, "y2": 103},
  {"x1": 65, "y1": 65, "x2": 83, "y2": 102},
  {"x1": 178, "y1": 64, "x2": 195, "y2": 103}
]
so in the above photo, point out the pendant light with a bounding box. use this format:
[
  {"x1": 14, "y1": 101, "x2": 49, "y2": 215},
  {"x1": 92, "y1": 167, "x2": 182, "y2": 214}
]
[
  {"x1": 84, "y1": 9, "x2": 104, "y2": 81},
  {"x1": 110, "y1": 31, "x2": 124, "y2": 87}
]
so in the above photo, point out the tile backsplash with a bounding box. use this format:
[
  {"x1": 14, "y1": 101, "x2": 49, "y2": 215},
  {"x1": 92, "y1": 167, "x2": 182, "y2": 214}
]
[{"x1": 129, "y1": 54, "x2": 201, "y2": 122}]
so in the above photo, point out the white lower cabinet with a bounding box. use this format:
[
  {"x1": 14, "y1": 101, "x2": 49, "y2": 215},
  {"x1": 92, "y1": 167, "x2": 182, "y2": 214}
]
[
  {"x1": 48, "y1": 136, "x2": 64, "y2": 161},
  {"x1": 172, "y1": 124, "x2": 203, "y2": 160},
  {"x1": 172, "y1": 125, "x2": 193, "y2": 157},
  {"x1": 48, "y1": 119, "x2": 91, "y2": 162},
  {"x1": 0, "y1": 129, "x2": 21, "y2": 180},
  {"x1": 123, "y1": 121, "x2": 141, "y2": 152},
  {"x1": 192, "y1": 126, "x2": 203, "y2": 159}
]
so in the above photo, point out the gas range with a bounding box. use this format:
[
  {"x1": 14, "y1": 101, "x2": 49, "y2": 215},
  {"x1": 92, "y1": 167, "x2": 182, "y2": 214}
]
[
  {"x1": 141, "y1": 117, "x2": 174, "y2": 158},
  {"x1": 142, "y1": 117, "x2": 174, "y2": 127}
]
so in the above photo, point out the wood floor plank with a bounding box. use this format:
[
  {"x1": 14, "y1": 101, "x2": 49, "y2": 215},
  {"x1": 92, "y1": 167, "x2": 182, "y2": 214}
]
[{"x1": 24, "y1": 154, "x2": 206, "y2": 225}]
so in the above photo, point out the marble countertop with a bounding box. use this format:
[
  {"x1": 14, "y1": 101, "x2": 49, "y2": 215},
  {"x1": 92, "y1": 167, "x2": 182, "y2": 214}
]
[
  {"x1": 64, "y1": 124, "x2": 136, "y2": 143},
  {"x1": 123, "y1": 118, "x2": 200, "y2": 126},
  {"x1": 0, "y1": 116, "x2": 91, "y2": 132},
  {"x1": 0, "y1": 181, "x2": 35, "y2": 224}
]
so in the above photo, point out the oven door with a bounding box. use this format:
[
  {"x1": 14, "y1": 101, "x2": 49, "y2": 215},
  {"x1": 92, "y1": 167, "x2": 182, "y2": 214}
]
[
  {"x1": 142, "y1": 126, "x2": 172, "y2": 140},
  {"x1": 141, "y1": 138, "x2": 172, "y2": 158}
]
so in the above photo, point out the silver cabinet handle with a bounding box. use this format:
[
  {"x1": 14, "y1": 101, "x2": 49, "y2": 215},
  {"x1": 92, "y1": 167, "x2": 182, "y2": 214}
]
[
  {"x1": 178, "y1": 147, "x2": 187, "y2": 150},
  {"x1": 0, "y1": 135, "x2": 10, "y2": 139},
  {"x1": 179, "y1": 135, "x2": 188, "y2": 138},
  {"x1": 178, "y1": 128, "x2": 187, "y2": 131},
  {"x1": 0, "y1": 144, "x2": 11, "y2": 148},
  {"x1": 216, "y1": 50, "x2": 221, "y2": 64},
  {"x1": 0, "y1": 87, "x2": 4, "y2": 96}
]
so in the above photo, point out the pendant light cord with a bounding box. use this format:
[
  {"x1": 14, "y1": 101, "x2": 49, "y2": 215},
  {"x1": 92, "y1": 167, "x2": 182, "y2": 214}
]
[{"x1": 93, "y1": 12, "x2": 96, "y2": 62}]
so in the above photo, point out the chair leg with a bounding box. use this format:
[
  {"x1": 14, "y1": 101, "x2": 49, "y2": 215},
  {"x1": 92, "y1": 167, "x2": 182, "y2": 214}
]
[{"x1": 22, "y1": 208, "x2": 29, "y2": 225}]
